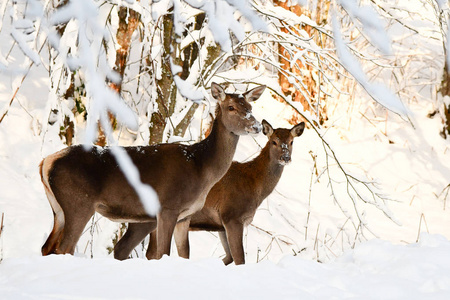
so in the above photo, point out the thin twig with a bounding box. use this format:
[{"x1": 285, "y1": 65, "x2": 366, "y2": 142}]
[
  {"x1": 0, "y1": 213, "x2": 4, "y2": 239},
  {"x1": 0, "y1": 212, "x2": 4, "y2": 263},
  {"x1": 416, "y1": 213, "x2": 430, "y2": 242},
  {"x1": 0, "y1": 39, "x2": 47, "y2": 124},
  {"x1": 437, "y1": 184, "x2": 450, "y2": 210}
]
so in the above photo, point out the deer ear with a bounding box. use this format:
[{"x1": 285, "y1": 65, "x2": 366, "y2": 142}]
[
  {"x1": 291, "y1": 122, "x2": 305, "y2": 137},
  {"x1": 211, "y1": 82, "x2": 226, "y2": 101},
  {"x1": 243, "y1": 85, "x2": 266, "y2": 102},
  {"x1": 262, "y1": 119, "x2": 273, "y2": 137}
]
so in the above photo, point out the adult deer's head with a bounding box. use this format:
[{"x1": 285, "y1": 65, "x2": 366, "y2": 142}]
[
  {"x1": 262, "y1": 120, "x2": 305, "y2": 165},
  {"x1": 211, "y1": 82, "x2": 265, "y2": 135}
]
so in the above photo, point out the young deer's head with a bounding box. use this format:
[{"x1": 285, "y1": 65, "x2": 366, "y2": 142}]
[
  {"x1": 262, "y1": 120, "x2": 305, "y2": 165},
  {"x1": 211, "y1": 82, "x2": 265, "y2": 135}
]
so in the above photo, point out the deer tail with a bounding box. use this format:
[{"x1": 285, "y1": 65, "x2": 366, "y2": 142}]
[{"x1": 40, "y1": 153, "x2": 65, "y2": 256}]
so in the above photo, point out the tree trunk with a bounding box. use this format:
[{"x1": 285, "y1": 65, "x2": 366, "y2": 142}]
[
  {"x1": 149, "y1": 12, "x2": 216, "y2": 144},
  {"x1": 148, "y1": 13, "x2": 176, "y2": 145},
  {"x1": 440, "y1": 61, "x2": 450, "y2": 138},
  {"x1": 47, "y1": 0, "x2": 75, "y2": 146},
  {"x1": 110, "y1": 6, "x2": 141, "y2": 93},
  {"x1": 96, "y1": 5, "x2": 141, "y2": 146},
  {"x1": 174, "y1": 44, "x2": 221, "y2": 138}
]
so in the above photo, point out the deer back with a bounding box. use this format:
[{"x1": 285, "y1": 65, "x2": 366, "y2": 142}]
[{"x1": 46, "y1": 83, "x2": 265, "y2": 218}]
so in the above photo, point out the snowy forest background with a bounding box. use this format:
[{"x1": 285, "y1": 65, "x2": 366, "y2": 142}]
[{"x1": 0, "y1": 0, "x2": 450, "y2": 298}]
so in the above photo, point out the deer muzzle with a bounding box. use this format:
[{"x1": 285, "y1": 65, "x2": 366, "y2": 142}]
[
  {"x1": 251, "y1": 121, "x2": 262, "y2": 133},
  {"x1": 279, "y1": 147, "x2": 291, "y2": 165},
  {"x1": 245, "y1": 117, "x2": 262, "y2": 134}
]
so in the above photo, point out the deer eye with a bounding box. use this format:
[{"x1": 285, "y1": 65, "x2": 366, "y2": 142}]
[
  {"x1": 272, "y1": 141, "x2": 277, "y2": 146},
  {"x1": 228, "y1": 106, "x2": 235, "y2": 111},
  {"x1": 290, "y1": 141, "x2": 293, "y2": 145}
]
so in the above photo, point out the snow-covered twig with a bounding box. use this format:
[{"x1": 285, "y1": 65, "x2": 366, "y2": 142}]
[
  {"x1": 0, "y1": 40, "x2": 46, "y2": 124},
  {"x1": 262, "y1": 84, "x2": 401, "y2": 232}
]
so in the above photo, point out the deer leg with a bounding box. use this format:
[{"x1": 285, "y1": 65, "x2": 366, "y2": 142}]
[
  {"x1": 219, "y1": 231, "x2": 233, "y2": 265},
  {"x1": 174, "y1": 217, "x2": 191, "y2": 259},
  {"x1": 55, "y1": 210, "x2": 94, "y2": 255},
  {"x1": 114, "y1": 222, "x2": 156, "y2": 260},
  {"x1": 146, "y1": 230, "x2": 157, "y2": 260},
  {"x1": 156, "y1": 209, "x2": 178, "y2": 259},
  {"x1": 223, "y1": 221, "x2": 245, "y2": 265},
  {"x1": 42, "y1": 212, "x2": 64, "y2": 256}
]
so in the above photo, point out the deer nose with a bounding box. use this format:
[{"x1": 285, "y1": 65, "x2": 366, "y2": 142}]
[
  {"x1": 252, "y1": 121, "x2": 262, "y2": 133},
  {"x1": 281, "y1": 154, "x2": 291, "y2": 164},
  {"x1": 280, "y1": 148, "x2": 291, "y2": 165}
]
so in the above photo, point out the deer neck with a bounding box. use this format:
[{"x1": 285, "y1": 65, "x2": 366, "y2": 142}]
[
  {"x1": 250, "y1": 145, "x2": 285, "y2": 202},
  {"x1": 196, "y1": 112, "x2": 240, "y2": 184}
]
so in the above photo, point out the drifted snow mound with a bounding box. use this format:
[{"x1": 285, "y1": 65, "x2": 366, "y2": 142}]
[{"x1": 0, "y1": 233, "x2": 449, "y2": 300}]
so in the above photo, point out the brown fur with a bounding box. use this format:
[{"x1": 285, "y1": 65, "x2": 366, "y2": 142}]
[
  {"x1": 40, "y1": 82, "x2": 266, "y2": 259},
  {"x1": 126, "y1": 120, "x2": 305, "y2": 264}
]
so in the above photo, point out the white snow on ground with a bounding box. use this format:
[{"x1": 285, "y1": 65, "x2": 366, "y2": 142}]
[{"x1": 0, "y1": 234, "x2": 449, "y2": 299}]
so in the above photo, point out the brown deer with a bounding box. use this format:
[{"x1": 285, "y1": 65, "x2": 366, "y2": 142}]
[
  {"x1": 40, "y1": 82, "x2": 266, "y2": 259},
  {"x1": 123, "y1": 120, "x2": 305, "y2": 264}
]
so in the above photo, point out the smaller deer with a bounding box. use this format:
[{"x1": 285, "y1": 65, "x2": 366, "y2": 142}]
[{"x1": 141, "y1": 119, "x2": 305, "y2": 264}]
